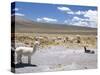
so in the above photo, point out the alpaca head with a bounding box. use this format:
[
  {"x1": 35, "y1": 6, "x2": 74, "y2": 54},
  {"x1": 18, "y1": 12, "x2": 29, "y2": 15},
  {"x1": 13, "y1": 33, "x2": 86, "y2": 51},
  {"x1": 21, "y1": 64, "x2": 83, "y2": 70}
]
[
  {"x1": 34, "y1": 40, "x2": 40, "y2": 45},
  {"x1": 31, "y1": 40, "x2": 40, "y2": 54}
]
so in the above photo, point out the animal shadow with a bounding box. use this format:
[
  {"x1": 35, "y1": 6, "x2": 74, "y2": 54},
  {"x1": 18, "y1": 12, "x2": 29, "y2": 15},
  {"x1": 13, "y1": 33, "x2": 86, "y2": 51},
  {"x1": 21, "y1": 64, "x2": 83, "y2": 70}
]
[{"x1": 15, "y1": 63, "x2": 37, "y2": 68}]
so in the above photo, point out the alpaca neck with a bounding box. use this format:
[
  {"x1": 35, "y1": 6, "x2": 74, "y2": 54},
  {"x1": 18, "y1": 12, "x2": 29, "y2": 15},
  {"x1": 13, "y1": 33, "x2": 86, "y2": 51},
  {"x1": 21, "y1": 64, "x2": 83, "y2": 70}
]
[
  {"x1": 84, "y1": 47, "x2": 87, "y2": 51},
  {"x1": 32, "y1": 44, "x2": 38, "y2": 53}
]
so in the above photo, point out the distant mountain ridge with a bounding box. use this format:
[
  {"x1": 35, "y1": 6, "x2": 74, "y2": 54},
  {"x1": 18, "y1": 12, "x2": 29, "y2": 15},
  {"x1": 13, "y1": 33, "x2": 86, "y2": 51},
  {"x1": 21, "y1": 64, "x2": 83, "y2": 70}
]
[{"x1": 11, "y1": 16, "x2": 97, "y2": 35}]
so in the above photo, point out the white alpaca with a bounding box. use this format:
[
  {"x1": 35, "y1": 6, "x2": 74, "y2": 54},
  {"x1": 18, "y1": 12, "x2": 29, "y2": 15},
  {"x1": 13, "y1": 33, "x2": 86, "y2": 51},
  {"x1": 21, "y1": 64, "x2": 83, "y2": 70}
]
[{"x1": 15, "y1": 40, "x2": 40, "y2": 64}]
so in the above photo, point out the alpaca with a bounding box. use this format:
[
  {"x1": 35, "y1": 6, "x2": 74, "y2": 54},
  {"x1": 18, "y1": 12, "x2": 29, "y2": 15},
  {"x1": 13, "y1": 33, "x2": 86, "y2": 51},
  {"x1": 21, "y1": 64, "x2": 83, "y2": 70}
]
[
  {"x1": 84, "y1": 46, "x2": 95, "y2": 54},
  {"x1": 15, "y1": 40, "x2": 40, "y2": 64}
]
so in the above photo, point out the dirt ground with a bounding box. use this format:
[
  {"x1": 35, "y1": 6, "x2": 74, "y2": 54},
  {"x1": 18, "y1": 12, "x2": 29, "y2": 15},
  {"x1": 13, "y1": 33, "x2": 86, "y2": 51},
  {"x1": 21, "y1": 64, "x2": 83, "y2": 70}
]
[{"x1": 14, "y1": 45, "x2": 97, "y2": 73}]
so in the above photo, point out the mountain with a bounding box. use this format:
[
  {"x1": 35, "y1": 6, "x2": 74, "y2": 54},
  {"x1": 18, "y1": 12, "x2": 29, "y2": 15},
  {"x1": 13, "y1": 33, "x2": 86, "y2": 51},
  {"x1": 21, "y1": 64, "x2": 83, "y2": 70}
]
[{"x1": 11, "y1": 16, "x2": 97, "y2": 35}]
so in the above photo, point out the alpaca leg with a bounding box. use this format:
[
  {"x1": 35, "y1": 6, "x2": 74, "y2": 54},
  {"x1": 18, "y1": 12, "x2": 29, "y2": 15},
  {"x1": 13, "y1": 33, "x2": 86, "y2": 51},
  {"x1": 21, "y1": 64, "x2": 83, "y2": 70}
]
[
  {"x1": 17, "y1": 55, "x2": 20, "y2": 63},
  {"x1": 19, "y1": 54, "x2": 22, "y2": 64},
  {"x1": 17, "y1": 54, "x2": 21, "y2": 64},
  {"x1": 28, "y1": 56, "x2": 31, "y2": 64}
]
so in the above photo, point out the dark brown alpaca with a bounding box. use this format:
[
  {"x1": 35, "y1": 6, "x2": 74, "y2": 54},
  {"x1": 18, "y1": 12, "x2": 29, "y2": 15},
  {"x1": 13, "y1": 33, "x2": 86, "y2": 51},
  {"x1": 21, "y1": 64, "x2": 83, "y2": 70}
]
[{"x1": 84, "y1": 46, "x2": 95, "y2": 54}]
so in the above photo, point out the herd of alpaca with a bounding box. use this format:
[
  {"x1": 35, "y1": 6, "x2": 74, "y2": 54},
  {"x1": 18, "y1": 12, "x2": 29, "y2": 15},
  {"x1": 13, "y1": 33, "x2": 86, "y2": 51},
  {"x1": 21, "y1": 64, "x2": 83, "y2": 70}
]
[{"x1": 15, "y1": 40, "x2": 40, "y2": 64}]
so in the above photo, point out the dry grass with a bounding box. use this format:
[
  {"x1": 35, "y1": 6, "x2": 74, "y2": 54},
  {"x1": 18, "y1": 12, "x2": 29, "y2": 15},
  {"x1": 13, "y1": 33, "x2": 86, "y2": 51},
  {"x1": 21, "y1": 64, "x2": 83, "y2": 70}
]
[{"x1": 14, "y1": 33, "x2": 97, "y2": 49}]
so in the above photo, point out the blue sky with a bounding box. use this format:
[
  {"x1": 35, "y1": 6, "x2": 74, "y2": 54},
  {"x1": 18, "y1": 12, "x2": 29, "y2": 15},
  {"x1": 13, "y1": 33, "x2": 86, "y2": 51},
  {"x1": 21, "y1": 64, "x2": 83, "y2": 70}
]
[{"x1": 11, "y1": 2, "x2": 97, "y2": 28}]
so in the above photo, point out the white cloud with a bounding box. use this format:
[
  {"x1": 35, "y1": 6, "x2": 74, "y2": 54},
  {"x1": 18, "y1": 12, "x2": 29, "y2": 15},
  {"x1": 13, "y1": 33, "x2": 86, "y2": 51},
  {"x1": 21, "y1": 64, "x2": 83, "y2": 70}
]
[
  {"x1": 64, "y1": 20, "x2": 68, "y2": 23},
  {"x1": 57, "y1": 6, "x2": 75, "y2": 15},
  {"x1": 13, "y1": 8, "x2": 19, "y2": 11},
  {"x1": 11, "y1": 13, "x2": 24, "y2": 16},
  {"x1": 57, "y1": 6, "x2": 97, "y2": 28},
  {"x1": 57, "y1": 6, "x2": 86, "y2": 15},
  {"x1": 37, "y1": 18, "x2": 42, "y2": 22},
  {"x1": 57, "y1": 6, "x2": 71, "y2": 11},
  {"x1": 72, "y1": 16, "x2": 80, "y2": 21},
  {"x1": 72, "y1": 10, "x2": 97, "y2": 25},
  {"x1": 72, "y1": 10, "x2": 98, "y2": 27},
  {"x1": 71, "y1": 21, "x2": 88, "y2": 27},
  {"x1": 43, "y1": 17, "x2": 57, "y2": 22},
  {"x1": 67, "y1": 11, "x2": 74, "y2": 14},
  {"x1": 37, "y1": 17, "x2": 57, "y2": 23},
  {"x1": 65, "y1": 16, "x2": 97, "y2": 28},
  {"x1": 84, "y1": 10, "x2": 98, "y2": 22},
  {"x1": 75, "y1": 11, "x2": 86, "y2": 15},
  {"x1": 84, "y1": 10, "x2": 98, "y2": 27},
  {"x1": 72, "y1": 16, "x2": 89, "y2": 22}
]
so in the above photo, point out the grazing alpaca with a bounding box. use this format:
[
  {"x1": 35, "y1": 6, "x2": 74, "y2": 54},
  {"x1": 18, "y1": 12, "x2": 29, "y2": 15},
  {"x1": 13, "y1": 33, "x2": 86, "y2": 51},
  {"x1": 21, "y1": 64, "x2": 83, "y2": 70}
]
[
  {"x1": 84, "y1": 46, "x2": 95, "y2": 54},
  {"x1": 15, "y1": 40, "x2": 40, "y2": 64}
]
